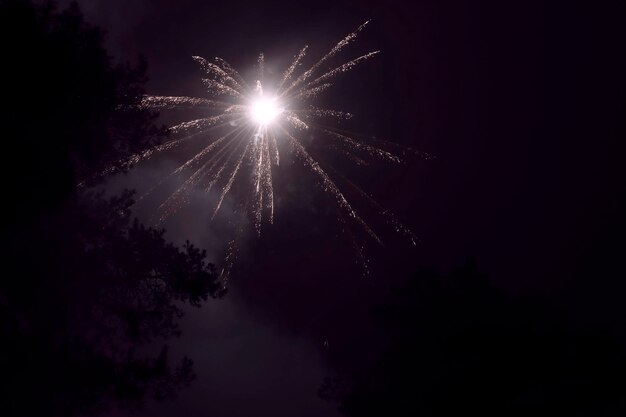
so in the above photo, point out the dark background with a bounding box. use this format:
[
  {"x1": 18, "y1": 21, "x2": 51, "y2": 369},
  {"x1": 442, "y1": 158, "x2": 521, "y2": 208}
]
[{"x1": 12, "y1": 0, "x2": 626, "y2": 415}]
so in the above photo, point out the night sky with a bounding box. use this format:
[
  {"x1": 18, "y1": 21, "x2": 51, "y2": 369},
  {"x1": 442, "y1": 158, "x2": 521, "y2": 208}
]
[{"x1": 16, "y1": 0, "x2": 626, "y2": 415}]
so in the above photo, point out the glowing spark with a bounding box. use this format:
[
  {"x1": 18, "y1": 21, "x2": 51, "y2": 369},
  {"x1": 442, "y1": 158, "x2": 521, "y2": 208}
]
[
  {"x1": 250, "y1": 96, "x2": 282, "y2": 126},
  {"x1": 115, "y1": 20, "x2": 424, "y2": 281}
]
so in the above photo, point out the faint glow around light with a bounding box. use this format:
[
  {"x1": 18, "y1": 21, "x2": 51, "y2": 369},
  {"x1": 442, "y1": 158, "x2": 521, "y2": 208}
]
[{"x1": 250, "y1": 96, "x2": 282, "y2": 125}]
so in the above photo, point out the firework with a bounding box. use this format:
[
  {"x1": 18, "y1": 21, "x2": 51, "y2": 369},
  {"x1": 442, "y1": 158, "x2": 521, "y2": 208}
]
[{"x1": 124, "y1": 21, "x2": 424, "y2": 281}]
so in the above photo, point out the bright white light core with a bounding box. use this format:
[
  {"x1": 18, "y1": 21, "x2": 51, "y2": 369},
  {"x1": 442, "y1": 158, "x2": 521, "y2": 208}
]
[{"x1": 250, "y1": 97, "x2": 281, "y2": 125}]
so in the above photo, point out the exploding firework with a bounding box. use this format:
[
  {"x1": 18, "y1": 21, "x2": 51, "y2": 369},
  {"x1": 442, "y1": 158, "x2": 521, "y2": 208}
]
[{"x1": 121, "y1": 21, "x2": 425, "y2": 281}]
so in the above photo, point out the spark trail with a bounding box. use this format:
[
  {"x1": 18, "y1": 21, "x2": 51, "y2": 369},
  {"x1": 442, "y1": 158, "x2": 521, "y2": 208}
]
[{"x1": 119, "y1": 21, "x2": 423, "y2": 283}]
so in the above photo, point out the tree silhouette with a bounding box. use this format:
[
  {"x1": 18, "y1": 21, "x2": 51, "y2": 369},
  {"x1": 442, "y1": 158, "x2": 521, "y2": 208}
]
[
  {"x1": 1, "y1": 191, "x2": 223, "y2": 417},
  {"x1": 0, "y1": 0, "x2": 162, "y2": 225},
  {"x1": 0, "y1": 1, "x2": 220, "y2": 416},
  {"x1": 323, "y1": 262, "x2": 626, "y2": 416}
]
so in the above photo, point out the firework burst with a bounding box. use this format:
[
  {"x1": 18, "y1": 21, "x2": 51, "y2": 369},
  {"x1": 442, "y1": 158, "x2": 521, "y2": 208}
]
[{"x1": 123, "y1": 21, "x2": 424, "y2": 281}]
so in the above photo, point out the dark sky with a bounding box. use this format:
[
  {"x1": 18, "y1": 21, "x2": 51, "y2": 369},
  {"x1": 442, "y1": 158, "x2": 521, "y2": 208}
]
[{"x1": 51, "y1": 0, "x2": 625, "y2": 415}]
